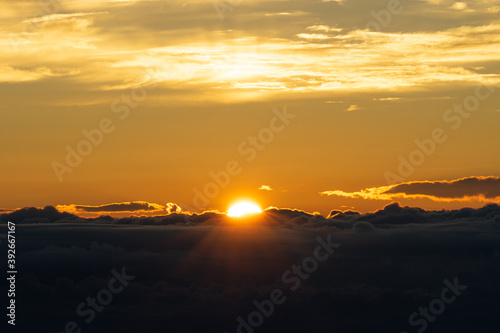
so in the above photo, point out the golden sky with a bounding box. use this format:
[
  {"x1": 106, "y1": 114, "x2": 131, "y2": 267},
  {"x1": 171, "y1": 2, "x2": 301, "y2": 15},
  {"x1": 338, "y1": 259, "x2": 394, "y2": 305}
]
[{"x1": 1, "y1": 0, "x2": 500, "y2": 215}]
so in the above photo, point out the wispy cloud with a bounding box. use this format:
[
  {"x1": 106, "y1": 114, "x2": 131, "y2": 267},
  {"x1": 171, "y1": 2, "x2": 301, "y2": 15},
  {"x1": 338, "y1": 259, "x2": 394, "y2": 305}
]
[
  {"x1": 1, "y1": 1, "x2": 500, "y2": 101},
  {"x1": 346, "y1": 104, "x2": 360, "y2": 112}
]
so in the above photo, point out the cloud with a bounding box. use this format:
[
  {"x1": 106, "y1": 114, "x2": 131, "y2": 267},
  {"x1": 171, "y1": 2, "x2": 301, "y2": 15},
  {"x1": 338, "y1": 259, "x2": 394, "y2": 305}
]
[
  {"x1": 346, "y1": 104, "x2": 360, "y2": 112},
  {"x1": 21, "y1": 12, "x2": 108, "y2": 25},
  {"x1": 306, "y1": 25, "x2": 343, "y2": 33},
  {"x1": 0, "y1": 65, "x2": 79, "y2": 82},
  {"x1": 321, "y1": 176, "x2": 500, "y2": 203},
  {"x1": 296, "y1": 33, "x2": 331, "y2": 40},
  {"x1": 353, "y1": 221, "x2": 376, "y2": 232},
  {"x1": 4, "y1": 200, "x2": 500, "y2": 230},
  {"x1": 259, "y1": 185, "x2": 273, "y2": 191},
  {"x1": 56, "y1": 201, "x2": 165, "y2": 215},
  {"x1": 264, "y1": 12, "x2": 294, "y2": 16},
  {"x1": 488, "y1": 6, "x2": 500, "y2": 13},
  {"x1": 0, "y1": 206, "x2": 78, "y2": 224},
  {"x1": 1, "y1": 0, "x2": 500, "y2": 102},
  {"x1": 373, "y1": 97, "x2": 401, "y2": 101},
  {"x1": 5, "y1": 201, "x2": 500, "y2": 333},
  {"x1": 451, "y1": 2, "x2": 468, "y2": 10},
  {"x1": 386, "y1": 176, "x2": 500, "y2": 199},
  {"x1": 166, "y1": 202, "x2": 181, "y2": 214}
]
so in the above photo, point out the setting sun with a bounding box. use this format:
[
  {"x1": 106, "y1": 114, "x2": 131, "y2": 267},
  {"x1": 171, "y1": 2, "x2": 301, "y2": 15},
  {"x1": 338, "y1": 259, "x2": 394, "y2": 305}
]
[{"x1": 227, "y1": 201, "x2": 262, "y2": 218}]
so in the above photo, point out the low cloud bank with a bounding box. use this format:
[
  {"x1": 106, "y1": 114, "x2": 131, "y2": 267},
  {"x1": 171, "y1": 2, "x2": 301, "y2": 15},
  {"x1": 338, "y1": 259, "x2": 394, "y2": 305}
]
[
  {"x1": 1, "y1": 202, "x2": 500, "y2": 332},
  {"x1": 2, "y1": 202, "x2": 500, "y2": 231}
]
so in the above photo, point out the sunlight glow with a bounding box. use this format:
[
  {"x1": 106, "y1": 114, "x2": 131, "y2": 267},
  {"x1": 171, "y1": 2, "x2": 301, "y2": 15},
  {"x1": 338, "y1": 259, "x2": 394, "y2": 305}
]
[{"x1": 227, "y1": 201, "x2": 262, "y2": 218}]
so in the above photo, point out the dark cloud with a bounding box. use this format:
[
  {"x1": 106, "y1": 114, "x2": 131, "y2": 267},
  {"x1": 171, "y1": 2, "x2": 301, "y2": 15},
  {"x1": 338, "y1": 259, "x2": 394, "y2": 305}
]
[
  {"x1": 2, "y1": 202, "x2": 500, "y2": 332},
  {"x1": 3, "y1": 202, "x2": 500, "y2": 230},
  {"x1": 0, "y1": 206, "x2": 78, "y2": 224},
  {"x1": 71, "y1": 201, "x2": 164, "y2": 213},
  {"x1": 386, "y1": 176, "x2": 500, "y2": 199},
  {"x1": 353, "y1": 221, "x2": 376, "y2": 233},
  {"x1": 322, "y1": 176, "x2": 500, "y2": 203},
  {"x1": 328, "y1": 210, "x2": 361, "y2": 219}
]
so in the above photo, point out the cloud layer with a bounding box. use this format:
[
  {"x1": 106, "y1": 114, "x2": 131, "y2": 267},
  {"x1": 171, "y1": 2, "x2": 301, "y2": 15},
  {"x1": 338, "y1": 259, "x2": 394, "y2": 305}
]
[
  {"x1": 2, "y1": 201, "x2": 500, "y2": 332},
  {"x1": 3, "y1": 200, "x2": 500, "y2": 229},
  {"x1": 1, "y1": 0, "x2": 500, "y2": 99}
]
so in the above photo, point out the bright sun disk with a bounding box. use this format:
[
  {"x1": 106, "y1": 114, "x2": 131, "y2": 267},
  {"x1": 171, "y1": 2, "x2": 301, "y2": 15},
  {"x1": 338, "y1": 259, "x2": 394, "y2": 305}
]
[{"x1": 227, "y1": 201, "x2": 262, "y2": 218}]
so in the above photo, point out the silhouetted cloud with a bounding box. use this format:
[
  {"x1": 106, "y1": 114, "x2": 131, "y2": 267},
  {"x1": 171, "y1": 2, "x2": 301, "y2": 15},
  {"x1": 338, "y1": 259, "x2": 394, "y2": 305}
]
[
  {"x1": 56, "y1": 201, "x2": 165, "y2": 215},
  {"x1": 0, "y1": 206, "x2": 78, "y2": 224},
  {"x1": 2, "y1": 201, "x2": 500, "y2": 333},
  {"x1": 321, "y1": 176, "x2": 500, "y2": 203},
  {"x1": 3, "y1": 201, "x2": 500, "y2": 230},
  {"x1": 387, "y1": 176, "x2": 500, "y2": 199}
]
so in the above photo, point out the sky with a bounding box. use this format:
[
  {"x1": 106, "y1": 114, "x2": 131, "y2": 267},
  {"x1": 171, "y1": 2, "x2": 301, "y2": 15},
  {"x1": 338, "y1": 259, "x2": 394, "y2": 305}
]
[
  {"x1": 2, "y1": 2, "x2": 500, "y2": 332},
  {"x1": 1, "y1": 0, "x2": 500, "y2": 215}
]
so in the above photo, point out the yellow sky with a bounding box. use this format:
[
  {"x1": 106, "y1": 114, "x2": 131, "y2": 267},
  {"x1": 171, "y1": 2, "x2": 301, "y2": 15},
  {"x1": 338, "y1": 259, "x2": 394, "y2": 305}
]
[{"x1": 1, "y1": 0, "x2": 500, "y2": 215}]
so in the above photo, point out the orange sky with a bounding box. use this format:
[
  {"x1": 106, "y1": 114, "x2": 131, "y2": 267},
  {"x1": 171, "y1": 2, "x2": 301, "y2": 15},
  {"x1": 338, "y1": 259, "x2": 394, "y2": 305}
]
[{"x1": 1, "y1": 0, "x2": 500, "y2": 216}]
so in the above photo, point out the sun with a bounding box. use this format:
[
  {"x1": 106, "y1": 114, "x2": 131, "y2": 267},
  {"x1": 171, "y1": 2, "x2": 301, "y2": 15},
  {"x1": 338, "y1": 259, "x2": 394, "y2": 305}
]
[{"x1": 227, "y1": 201, "x2": 262, "y2": 218}]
